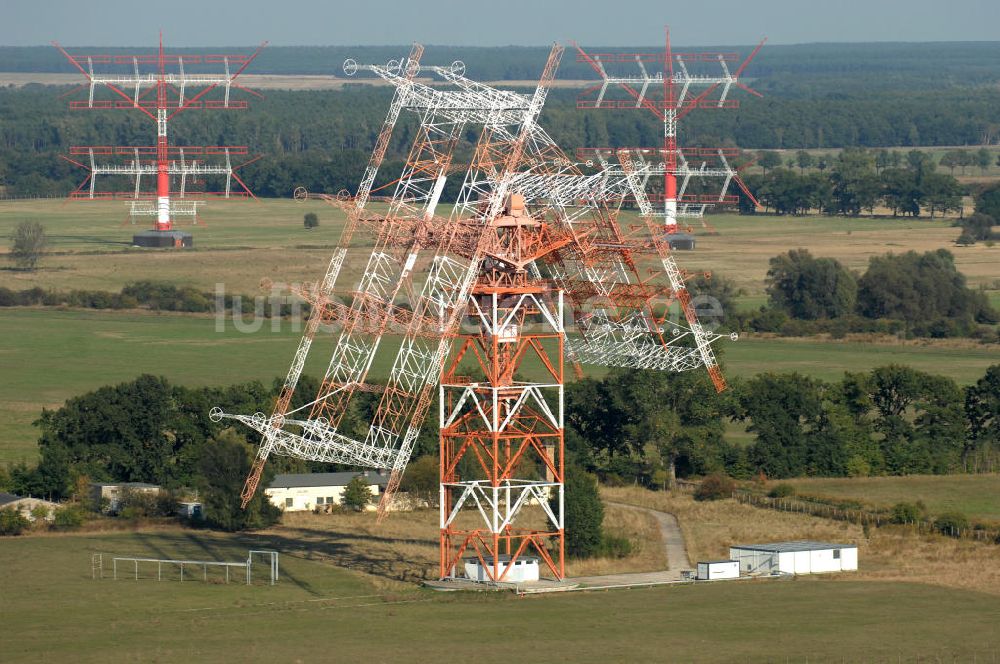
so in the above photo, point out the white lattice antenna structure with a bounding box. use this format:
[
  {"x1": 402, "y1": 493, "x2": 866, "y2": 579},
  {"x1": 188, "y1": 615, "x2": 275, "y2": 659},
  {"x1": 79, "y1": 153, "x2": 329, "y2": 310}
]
[
  {"x1": 213, "y1": 44, "x2": 734, "y2": 581},
  {"x1": 55, "y1": 34, "x2": 265, "y2": 231},
  {"x1": 576, "y1": 29, "x2": 765, "y2": 231}
]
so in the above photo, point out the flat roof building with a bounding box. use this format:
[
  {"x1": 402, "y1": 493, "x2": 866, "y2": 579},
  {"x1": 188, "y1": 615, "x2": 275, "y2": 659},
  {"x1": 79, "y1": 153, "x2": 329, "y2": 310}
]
[
  {"x1": 89, "y1": 482, "x2": 161, "y2": 514},
  {"x1": 265, "y1": 471, "x2": 389, "y2": 512},
  {"x1": 729, "y1": 540, "x2": 858, "y2": 576}
]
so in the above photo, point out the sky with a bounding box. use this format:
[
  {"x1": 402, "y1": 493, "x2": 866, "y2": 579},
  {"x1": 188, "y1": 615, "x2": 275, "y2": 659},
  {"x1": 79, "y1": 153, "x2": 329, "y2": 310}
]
[{"x1": 2, "y1": 0, "x2": 999, "y2": 47}]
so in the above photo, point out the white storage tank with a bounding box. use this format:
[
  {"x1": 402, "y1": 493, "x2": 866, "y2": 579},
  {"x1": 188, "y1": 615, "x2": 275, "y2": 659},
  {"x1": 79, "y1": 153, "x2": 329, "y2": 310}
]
[
  {"x1": 463, "y1": 555, "x2": 540, "y2": 583},
  {"x1": 696, "y1": 560, "x2": 740, "y2": 581},
  {"x1": 729, "y1": 541, "x2": 858, "y2": 575}
]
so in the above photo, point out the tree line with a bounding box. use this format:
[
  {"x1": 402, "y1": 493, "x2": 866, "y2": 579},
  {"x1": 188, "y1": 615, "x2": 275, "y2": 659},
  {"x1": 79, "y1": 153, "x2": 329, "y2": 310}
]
[
  {"x1": 4, "y1": 361, "x2": 997, "y2": 513},
  {"x1": 741, "y1": 148, "x2": 967, "y2": 218},
  {"x1": 567, "y1": 363, "x2": 1000, "y2": 485}
]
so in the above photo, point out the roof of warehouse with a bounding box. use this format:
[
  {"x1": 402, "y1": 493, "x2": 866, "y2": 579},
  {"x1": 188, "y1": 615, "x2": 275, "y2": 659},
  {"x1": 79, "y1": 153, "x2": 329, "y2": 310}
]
[
  {"x1": 267, "y1": 471, "x2": 389, "y2": 489},
  {"x1": 730, "y1": 540, "x2": 856, "y2": 553}
]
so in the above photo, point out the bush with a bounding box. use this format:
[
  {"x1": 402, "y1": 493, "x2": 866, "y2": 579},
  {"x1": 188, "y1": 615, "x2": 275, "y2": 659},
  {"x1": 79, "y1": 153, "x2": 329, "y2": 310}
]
[
  {"x1": 890, "y1": 502, "x2": 923, "y2": 524},
  {"x1": 767, "y1": 483, "x2": 796, "y2": 499},
  {"x1": 9, "y1": 220, "x2": 48, "y2": 270},
  {"x1": 557, "y1": 466, "x2": 604, "y2": 558},
  {"x1": 0, "y1": 507, "x2": 30, "y2": 536},
  {"x1": 694, "y1": 473, "x2": 735, "y2": 501},
  {"x1": 400, "y1": 455, "x2": 438, "y2": 507},
  {"x1": 341, "y1": 475, "x2": 373, "y2": 511},
  {"x1": 597, "y1": 534, "x2": 634, "y2": 559},
  {"x1": 303, "y1": 212, "x2": 319, "y2": 229},
  {"x1": 53, "y1": 505, "x2": 85, "y2": 530},
  {"x1": 933, "y1": 511, "x2": 970, "y2": 537}
]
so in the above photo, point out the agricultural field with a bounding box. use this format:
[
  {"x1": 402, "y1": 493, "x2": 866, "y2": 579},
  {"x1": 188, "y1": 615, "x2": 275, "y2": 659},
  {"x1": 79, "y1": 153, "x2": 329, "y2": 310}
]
[
  {"x1": 1, "y1": 198, "x2": 997, "y2": 298},
  {"x1": 1, "y1": 198, "x2": 997, "y2": 462},
  {"x1": 779, "y1": 474, "x2": 1000, "y2": 524},
  {"x1": 2, "y1": 500, "x2": 1000, "y2": 662}
]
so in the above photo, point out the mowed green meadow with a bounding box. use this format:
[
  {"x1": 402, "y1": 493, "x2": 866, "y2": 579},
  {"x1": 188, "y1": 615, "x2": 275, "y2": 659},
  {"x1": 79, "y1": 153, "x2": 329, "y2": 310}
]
[
  {"x1": 1, "y1": 529, "x2": 999, "y2": 662},
  {"x1": 1, "y1": 307, "x2": 996, "y2": 463}
]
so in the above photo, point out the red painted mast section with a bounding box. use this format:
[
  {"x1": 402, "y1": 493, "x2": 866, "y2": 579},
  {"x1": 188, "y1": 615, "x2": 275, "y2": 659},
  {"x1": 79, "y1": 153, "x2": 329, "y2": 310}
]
[
  {"x1": 155, "y1": 32, "x2": 172, "y2": 232},
  {"x1": 663, "y1": 27, "x2": 678, "y2": 230}
]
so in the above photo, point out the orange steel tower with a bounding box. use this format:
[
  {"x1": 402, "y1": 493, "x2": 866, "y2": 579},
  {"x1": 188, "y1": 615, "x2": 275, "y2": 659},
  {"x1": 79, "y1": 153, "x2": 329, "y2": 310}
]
[
  {"x1": 439, "y1": 192, "x2": 568, "y2": 580},
  {"x1": 54, "y1": 34, "x2": 265, "y2": 246},
  {"x1": 214, "y1": 42, "x2": 738, "y2": 583}
]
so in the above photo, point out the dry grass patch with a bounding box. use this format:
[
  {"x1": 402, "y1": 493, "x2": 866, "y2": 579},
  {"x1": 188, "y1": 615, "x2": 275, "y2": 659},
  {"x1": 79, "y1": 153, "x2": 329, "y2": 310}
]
[
  {"x1": 604, "y1": 486, "x2": 1000, "y2": 596},
  {"x1": 564, "y1": 504, "x2": 666, "y2": 577},
  {"x1": 603, "y1": 486, "x2": 860, "y2": 564},
  {"x1": 273, "y1": 509, "x2": 439, "y2": 588},
  {"x1": 273, "y1": 500, "x2": 668, "y2": 584}
]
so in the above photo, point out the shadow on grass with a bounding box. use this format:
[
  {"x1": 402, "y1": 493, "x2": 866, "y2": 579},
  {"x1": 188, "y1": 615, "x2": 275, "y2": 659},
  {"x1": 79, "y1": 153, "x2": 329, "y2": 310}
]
[
  {"x1": 46, "y1": 234, "x2": 133, "y2": 247},
  {"x1": 233, "y1": 526, "x2": 435, "y2": 587},
  {"x1": 89, "y1": 518, "x2": 437, "y2": 590}
]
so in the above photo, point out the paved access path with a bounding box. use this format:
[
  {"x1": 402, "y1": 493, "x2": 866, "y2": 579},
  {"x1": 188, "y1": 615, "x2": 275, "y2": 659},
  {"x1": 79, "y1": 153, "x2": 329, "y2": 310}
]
[{"x1": 571, "y1": 500, "x2": 692, "y2": 588}]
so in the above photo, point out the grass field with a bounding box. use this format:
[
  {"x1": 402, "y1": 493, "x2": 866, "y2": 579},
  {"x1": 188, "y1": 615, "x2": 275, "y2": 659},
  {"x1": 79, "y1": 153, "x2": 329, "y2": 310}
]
[
  {"x1": 0, "y1": 198, "x2": 997, "y2": 462},
  {"x1": 1, "y1": 307, "x2": 996, "y2": 463},
  {"x1": 2, "y1": 198, "x2": 997, "y2": 299},
  {"x1": 779, "y1": 474, "x2": 1000, "y2": 523},
  {"x1": 2, "y1": 515, "x2": 1000, "y2": 661}
]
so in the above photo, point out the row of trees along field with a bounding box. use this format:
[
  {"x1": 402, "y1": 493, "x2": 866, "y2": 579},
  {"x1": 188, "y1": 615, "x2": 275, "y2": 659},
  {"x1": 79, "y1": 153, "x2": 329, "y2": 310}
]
[
  {"x1": 2, "y1": 361, "x2": 998, "y2": 515},
  {"x1": 2, "y1": 243, "x2": 994, "y2": 342},
  {"x1": 742, "y1": 148, "x2": 969, "y2": 217},
  {"x1": 566, "y1": 363, "x2": 1000, "y2": 484},
  {"x1": 3, "y1": 81, "x2": 1000, "y2": 198}
]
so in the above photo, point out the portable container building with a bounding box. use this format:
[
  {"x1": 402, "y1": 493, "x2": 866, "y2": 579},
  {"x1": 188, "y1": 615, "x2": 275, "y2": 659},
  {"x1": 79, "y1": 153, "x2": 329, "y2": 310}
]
[
  {"x1": 729, "y1": 541, "x2": 857, "y2": 575},
  {"x1": 696, "y1": 560, "x2": 740, "y2": 580}
]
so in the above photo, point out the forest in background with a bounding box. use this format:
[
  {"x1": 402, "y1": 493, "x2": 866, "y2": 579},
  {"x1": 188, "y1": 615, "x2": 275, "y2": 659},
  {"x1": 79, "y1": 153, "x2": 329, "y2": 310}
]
[{"x1": 2, "y1": 41, "x2": 1000, "y2": 199}]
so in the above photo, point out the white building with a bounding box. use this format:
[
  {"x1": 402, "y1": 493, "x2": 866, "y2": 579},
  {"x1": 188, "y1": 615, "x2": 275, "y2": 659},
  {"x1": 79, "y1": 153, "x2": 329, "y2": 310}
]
[
  {"x1": 729, "y1": 541, "x2": 858, "y2": 576},
  {"x1": 0, "y1": 492, "x2": 60, "y2": 522},
  {"x1": 89, "y1": 482, "x2": 161, "y2": 514},
  {"x1": 464, "y1": 556, "x2": 540, "y2": 583},
  {"x1": 265, "y1": 472, "x2": 389, "y2": 512},
  {"x1": 696, "y1": 560, "x2": 740, "y2": 581}
]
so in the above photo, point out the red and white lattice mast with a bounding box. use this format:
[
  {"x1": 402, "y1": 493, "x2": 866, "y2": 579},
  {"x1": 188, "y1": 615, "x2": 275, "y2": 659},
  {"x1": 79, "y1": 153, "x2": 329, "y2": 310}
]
[
  {"x1": 54, "y1": 34, "x2": 266, "y2": 246},
  {"x1": 576, "y1": 28, "x2": 765, "y2": 234},
  {"x1": 213, "y1": 42, "x2": 739, "y2": 584}
]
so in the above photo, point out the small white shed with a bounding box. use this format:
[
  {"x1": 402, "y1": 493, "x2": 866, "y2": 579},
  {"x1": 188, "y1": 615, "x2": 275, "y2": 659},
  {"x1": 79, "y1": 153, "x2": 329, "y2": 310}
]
[
  {"x1": 696, "y1": 560, "x2": 740, "y2": 581},
  {"x1": 464, "y1": 556, "x2": 540, "y2": 583},
  {"x1": 729, "y1": 541, "x2": 858, "y2": 575}
]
